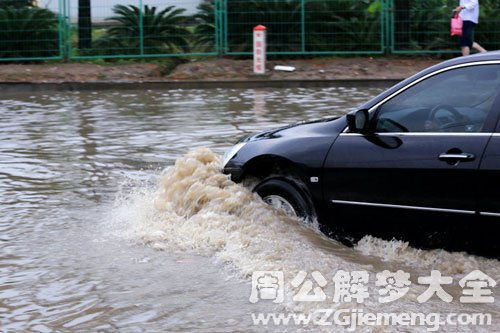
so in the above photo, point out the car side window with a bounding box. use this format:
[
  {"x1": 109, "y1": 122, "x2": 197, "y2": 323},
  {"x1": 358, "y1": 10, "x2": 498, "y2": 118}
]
[{"x1": 374, "y1": 64, "x2": 500, "y2": 133}]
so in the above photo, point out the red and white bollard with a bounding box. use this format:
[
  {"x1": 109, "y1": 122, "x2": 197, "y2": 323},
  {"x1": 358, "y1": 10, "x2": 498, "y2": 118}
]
[{"x1": 253, "y1": 25, "x2": 267, "y2": 75}]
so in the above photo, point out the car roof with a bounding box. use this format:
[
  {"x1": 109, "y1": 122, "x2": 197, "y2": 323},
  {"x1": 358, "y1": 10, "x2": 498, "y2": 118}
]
[
  {"x1": 360, "y1": 51, "x2": 500, "y2": 110},
  {"x1": 442, "y1": 50, "x2": 500, "y2": 67},
  {"x1": 423, "y1": 51, "x2": 500, "y2": 75}
]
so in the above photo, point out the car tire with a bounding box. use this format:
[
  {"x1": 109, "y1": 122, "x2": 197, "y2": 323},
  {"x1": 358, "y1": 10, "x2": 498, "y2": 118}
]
[{"x1": 253, "y1": 178, "x2": 315, "y2": 222}]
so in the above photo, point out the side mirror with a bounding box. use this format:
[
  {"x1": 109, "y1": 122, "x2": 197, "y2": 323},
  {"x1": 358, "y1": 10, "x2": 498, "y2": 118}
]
[{"x1": 346, "y1": 109, "x2": 370, "y2": 133}]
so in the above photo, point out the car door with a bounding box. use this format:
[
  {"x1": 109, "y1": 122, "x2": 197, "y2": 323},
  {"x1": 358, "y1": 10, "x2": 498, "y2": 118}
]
[
  {"x1": 478, "y1": 116, "x2": 500, "y2": 217},
  {"x1": 323, "y1": 63, "x2": 500, "y2": 231}
]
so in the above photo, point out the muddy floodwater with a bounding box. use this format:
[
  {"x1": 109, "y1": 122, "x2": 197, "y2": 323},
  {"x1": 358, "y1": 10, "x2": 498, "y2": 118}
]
[{"x1": 1, "y1": 87, "x2": 499, "y2": 332}]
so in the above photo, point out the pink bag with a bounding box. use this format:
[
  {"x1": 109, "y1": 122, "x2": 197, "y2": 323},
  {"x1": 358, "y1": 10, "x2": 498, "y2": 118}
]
[{"x1": 451, "y1": 12, "x2": 463, "y2": 36}]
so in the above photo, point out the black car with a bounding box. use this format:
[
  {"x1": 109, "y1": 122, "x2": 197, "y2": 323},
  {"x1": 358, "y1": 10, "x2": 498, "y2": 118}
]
[{"x1": 223, "y1": 52, "x2": 500, "y2": 257}]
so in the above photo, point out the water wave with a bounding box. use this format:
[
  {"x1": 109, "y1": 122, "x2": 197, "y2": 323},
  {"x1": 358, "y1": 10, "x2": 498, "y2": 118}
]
[{"x1": 110, "y1": 148, "x2": 500, "y2": 330}]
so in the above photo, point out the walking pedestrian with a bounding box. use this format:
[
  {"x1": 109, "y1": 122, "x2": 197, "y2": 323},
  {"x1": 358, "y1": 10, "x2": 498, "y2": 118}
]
[{"x1": 455, "y1": 0, "x2": 487, "y2": 56}]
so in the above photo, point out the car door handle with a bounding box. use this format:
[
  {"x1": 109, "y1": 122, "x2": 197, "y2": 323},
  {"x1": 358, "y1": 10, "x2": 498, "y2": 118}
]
[{"x1": 438, "y1": 153, "x2": 475, "y2": 161}]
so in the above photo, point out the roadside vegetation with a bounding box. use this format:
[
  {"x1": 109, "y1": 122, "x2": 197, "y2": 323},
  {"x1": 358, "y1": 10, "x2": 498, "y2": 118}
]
[
  {"x1": 0, "y1": 0, "x2": 33, "y2": 7},
  {"x1": 0, "y1": 4, "x2": 59, "y2": 59},
  {"x1": 93, "y1": 5, "x2": 191, "y2": 56},
  {"x1": 222, "y1": 0, "x2": 382, "y2": 53},
  {"x1": 396, "y1": 0, "x2": 499, "y2": 51},
  {"x1": 0, "y1": 0, "x2": 498, "y2": 61}
]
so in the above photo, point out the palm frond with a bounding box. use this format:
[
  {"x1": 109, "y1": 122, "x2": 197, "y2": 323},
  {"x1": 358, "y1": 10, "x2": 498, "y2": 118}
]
[{"x1": 95, "y1": 4, "x2": 192, "y2": 56}]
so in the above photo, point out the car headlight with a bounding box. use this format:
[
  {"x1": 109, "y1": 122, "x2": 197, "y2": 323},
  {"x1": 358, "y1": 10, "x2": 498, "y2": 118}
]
[{"x1": 222, "y1": 142, "x2": 246, "y2": 168}]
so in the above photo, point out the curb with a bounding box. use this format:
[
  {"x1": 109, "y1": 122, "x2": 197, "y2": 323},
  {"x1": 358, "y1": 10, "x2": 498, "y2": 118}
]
[{"x1": 0, "y1": 79, "x2": 403, "y2": 93}]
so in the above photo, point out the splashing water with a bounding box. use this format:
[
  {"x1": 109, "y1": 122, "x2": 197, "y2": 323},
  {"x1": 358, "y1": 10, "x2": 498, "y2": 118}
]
[
  {"x1": 119, "y1": 147, "x2": 333, "y2": 274},
  {"x1": 111, "y1": 148, "x2": 500, "y2": 330}
]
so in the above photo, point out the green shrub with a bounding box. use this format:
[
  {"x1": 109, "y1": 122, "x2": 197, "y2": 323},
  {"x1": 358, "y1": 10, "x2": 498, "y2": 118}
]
[
  {"x1": 475, "y1": 0, "x2": 500, "y2": 51},
  {"x1": 0, "y1": 0, "x2": 33, "y2": 8},
  {"x1": 225, "y1": 0, "x2": 303, "y2": 53},
  {"x1": 194, "y1": 0, "x2": 383, "y2": 53},
  {"x1": 192, "y1": 0, "x2": 498, "y2": 54},
  {"x1": 0, "y1": 6, "x2": 59, "y2": 59},
  {"x1": 94, "y1": 5, "x2": 191, "y2": 56},
  {"x1": 392, "y1": 0, "x2": 500, "y2": 52},
  {"x1": 304, "y1": 0, "x2": 383, "y2": 52},
  {"x1": 392, "y1": 0, "x2": 455, "y2": 51}
]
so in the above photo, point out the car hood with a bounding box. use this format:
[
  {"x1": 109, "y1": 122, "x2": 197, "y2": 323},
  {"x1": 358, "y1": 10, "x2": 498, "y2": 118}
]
[{"x1": 241, "y1": 116, "x2": 347, "y2": 143}]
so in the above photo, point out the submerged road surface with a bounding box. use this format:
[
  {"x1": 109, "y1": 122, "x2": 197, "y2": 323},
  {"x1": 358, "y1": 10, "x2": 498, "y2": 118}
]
[{"x1": 1, "y1": 87, "x2": 499, "y2": 332}]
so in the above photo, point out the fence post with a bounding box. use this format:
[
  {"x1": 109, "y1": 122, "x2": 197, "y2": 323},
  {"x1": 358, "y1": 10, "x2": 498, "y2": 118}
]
[
  {"x1": 301, "y1": 0, "x2": 306, "y2": 52},
  {"x1": 215, "y1": 0, "x2": 225, "y2": 55},
  {"x1": 223, "y1": 0, "x2": 228, "y2": 55},
  {"x1": 138, "y1": 0, "x2": 144, "y2": 55},
  {"x1": 60, "y1": 0, "x2": 70, "y2": 60},
  {"x1": 385, "y1": 0, "x2": 394, "y2": 54},
  {"x1": 58, "y1": 0, "x2": 64, "y2": 60},
  {"x1": 214, "y1": 0, "x2": 220, "y2": 54},
  {"x1": 382, "y1": 0, "x2": 387, "y2": 54}
]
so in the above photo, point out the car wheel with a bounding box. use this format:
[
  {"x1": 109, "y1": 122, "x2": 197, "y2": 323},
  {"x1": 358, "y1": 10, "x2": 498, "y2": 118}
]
[{"x1": 253, "y1": 178, "x2": 314, "y2": 223}]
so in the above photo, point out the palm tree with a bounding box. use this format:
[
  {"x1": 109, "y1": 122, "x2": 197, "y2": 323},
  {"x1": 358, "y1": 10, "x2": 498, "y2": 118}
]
[
  {"x1": 192, "y1": 0, "x2": 216, "y2": 52},
  {"x1": 95, "y1": 4, "x2": 191, "y2": 56}
]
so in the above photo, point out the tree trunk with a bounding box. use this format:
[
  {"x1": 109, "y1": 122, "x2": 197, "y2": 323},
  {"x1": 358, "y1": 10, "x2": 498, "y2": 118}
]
[{"x1": 78, "y1": 0, "x2": 92, "y2": 49}]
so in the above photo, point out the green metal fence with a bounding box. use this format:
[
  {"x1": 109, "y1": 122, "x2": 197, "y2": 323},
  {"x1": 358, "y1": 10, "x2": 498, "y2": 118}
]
[
  {"x1": 69, "y1": 0, "x2": 219, "y2": 59},
  {"x1": 0, "y1": 0, "x2": 63, "y2": 61},
  {"x1": 0, "y1": 0, "x2": 499, "y2": 62},
  {"x1": 223, "y1": 0, "x2": 384, "y2": 55}
]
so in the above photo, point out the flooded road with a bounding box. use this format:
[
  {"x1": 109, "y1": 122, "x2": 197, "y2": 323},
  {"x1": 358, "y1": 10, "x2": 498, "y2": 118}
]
[{"x1": 1, "y1": 87, "x2": 499, "y2": 332}]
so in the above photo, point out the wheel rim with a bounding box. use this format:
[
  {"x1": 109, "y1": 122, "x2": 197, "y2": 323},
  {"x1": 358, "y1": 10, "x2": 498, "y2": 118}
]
[{"x1": 263, "y1": 195, "x2": 297, "y2": 217}]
